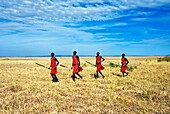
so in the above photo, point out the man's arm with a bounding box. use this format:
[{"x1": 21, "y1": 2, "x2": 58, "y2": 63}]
[
  {"x1": 54, "y1": 57, "x2": 59, "y2": 66},
  {"x1": 101, "y1": 56, "x2": 105, "y2": 63},
  {"x1": 76, "y1": 56, "x2": 80, "y2": 66},
  {"x1": 96, "y1": 57, "x2": 97, "y2": 65},
  {"x1": 72, "y1": 56, "x2": 73, "y2": 66},
  {"x1": 125, "y1": 58, "x2": 129, "y2": 66}
]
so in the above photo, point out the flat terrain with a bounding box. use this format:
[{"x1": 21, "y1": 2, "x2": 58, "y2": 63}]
[{"x1": 0, "y1": 57, "x2": 169, "y2": 113}]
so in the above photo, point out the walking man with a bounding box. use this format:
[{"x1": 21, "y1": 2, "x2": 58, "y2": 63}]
[
  {"x1": 50, "y1": 53, "x2": 59, "y2": 82},
  {"x1": 96, "y1": 52, "x2": 105, "y2": 79},
  {"x1": 121, "y1": 53, "x2": 129, "y2": 77},
  {"x1": 72, "y1": 51, "x2": 83, "y2": 81}
]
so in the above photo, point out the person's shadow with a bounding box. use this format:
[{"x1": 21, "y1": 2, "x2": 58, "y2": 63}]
[
  {"x1": 112, "y1": 73, "x2": 128, "y2": 77},
  {"x1": 90, "y1": 74, "x2": 97, "y2": 78}
]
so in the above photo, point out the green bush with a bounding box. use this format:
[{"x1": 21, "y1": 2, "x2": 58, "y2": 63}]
[
  {"x1": 127, "y1": 65, "x2": 134, "y2": 71},
  {"x1": 163, "y1": 56, "x2": 170, "y2": 62},
  {"x1": 82, "y1": 64, "x2": 87, "y2": 67},
  {"x1": 127, "y1": 65, "x2": 138, "y2": 71},
  {"x1": 109, "y1": 63, "x2": 120, "y2": 68},
  {"x1": 157, "y1": 57, "x2": 162, "y2": 62},
  {"x1": 1, "y1": 58, "x2": 10, "y2": 61},
  {"x1": 109, "y1": 63, "x2": 114, "y2": 67},
  {"x1": 110, "y1": 62, "x2": 137, "y2": 71},
  {"x1": 157, "y1": 56, "x2": 170, "y2": 62}
]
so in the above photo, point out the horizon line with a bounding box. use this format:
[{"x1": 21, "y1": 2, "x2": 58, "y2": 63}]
[{"x1": 0, "y1": 54, "x2": 169, "y2": 57}]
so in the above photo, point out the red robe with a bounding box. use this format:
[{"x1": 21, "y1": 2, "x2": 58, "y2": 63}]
[
  {"x1": 50, "y1": 57, "x2": 57, "y2": 74},
  {"x1": 96, "y1": 56, "x2": 104, "y2": 71},
  {"x1": 121, "y1": 57, "x2": 127, "y2": 72},
  {"x1": 72, "y1": 55, "x2": 83, "y2": 73}
]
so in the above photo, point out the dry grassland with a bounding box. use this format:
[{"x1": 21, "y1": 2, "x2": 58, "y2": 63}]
[{"x1": 0, "y1": 57, "x2": 169, "y2": 113}]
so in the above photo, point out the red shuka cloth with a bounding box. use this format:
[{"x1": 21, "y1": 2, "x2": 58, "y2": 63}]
[
  {"x1": 72, "y1": 55, "x2": 83, "y2": 73},
  {"x1": 96, "y1": 56, "x2": 104, "y2": 71},
  {"x1": 121, "y1": 57, "x2": 127, "y2": 72},
  {"x1": 50, "y1": 57, "x2": 57, "y2": 74}
]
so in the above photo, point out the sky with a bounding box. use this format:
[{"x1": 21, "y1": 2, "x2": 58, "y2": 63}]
[{"x1": 0, "y1": 0, "x2": 170, "y2": 56}]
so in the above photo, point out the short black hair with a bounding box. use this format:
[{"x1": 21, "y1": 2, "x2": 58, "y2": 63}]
[
  {"x1": 51, "y1": 53, "x2": 54, "y2": 57},
  {"x1": 73, "y1": 51, "x2": 77, "y2": 54},
  {"x1": 122, "y1": 53, "x2": 125, "y2": 57},
  {"x1": 97, "y1": 52, "x2": 100, "y2": 54}
]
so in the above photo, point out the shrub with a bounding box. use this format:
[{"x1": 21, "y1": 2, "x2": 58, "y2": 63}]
[
  {"x1": 110, "y1": 63, "x2": 137, "y2": 71},
  {"x1": 82, "y1": 64, "x2": 87, "y2": 67},
  {"x1": 157, "y1": 57, "x2": 162, "y2": 62},
  {"x1": 127, "y1": 65, "x2": 134, "y2": 71},
  {"x1": 163, "y1": 56, "x2": 170, "y2": 62},
  {"x1": 127, "y1": 65, "x2": 138, "y2": 71},
  {"x1": 1, "y1": 58, "x2": 10, "y2": 61},
  {"x1": 157, "y1": 56, "x2": 170, "y2": 62},
  {"x1": 109, "y1": 63, "x2": 120, "y2": 68},
  {"x1": 109, "y1": 63, "x2": 114, "y2": 67}
]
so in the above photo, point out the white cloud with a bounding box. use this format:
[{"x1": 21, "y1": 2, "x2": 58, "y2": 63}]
[
  {"x1": 100, "y1": 37, "x2": 170, "y2": 46},
  {"x1": 112, "y1": 22, "x2": 128, "y2": 26},
  {"x1": 94, "y1": 33, "x2": 123, "y2": 35},
  {"x1": 130, "y1": 37, "x2": 170, "y2": 46},
  {"x1": 78, "y1": 26, "x2": 105, "y2": 30},
  {"x1": 0, "y1": 0, "x2": 169, "y2": 23},
  {"x1": 0, "y1": 20, "x2": 95, "y2": 42},
  {"x1": 0, "y1": 0, "x2": 169, "y2": 52},
  {"x1": 131, "y1": 18, "x2": 148, "y2": 21},
  {"x1": 139, "y1": 38, "x2": 169, "y2": 44},
  {"x1": 98, "y1": 38, "x2": 123, "y2": 41}
]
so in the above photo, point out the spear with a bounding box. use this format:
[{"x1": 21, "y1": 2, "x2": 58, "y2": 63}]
[
  {"x1": 60, "y1": 64, "x2": 68, "y2": 68},
  {"x1": 35, "y1": 62, "x2": 68, "y2": 75},
  {"x1": 85, "y1": 61, "x2": 96, "y2": 67},
  {"x1": 35, "y1": 62, "x2": 68, "y2": 69},
  {"x1": 35, "y1": 62, "x2": 50, "y2": 69}
]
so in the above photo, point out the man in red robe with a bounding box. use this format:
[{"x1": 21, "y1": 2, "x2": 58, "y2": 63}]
[
  {"x1": 50, "y1": 53, "x2": 59, "y2": 82},
  {"x1": 72, "y1": 51, "x2": 83, "y2": 81},
  {"x1": 96, "y1": 52, "x2": 105, "y2": 79},
  {"x1": 121, "y1": 53, "x2": 129, "y2": 77}
]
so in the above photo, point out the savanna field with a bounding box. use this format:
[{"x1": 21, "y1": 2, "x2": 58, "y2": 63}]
[{"x1": 0, "y1": 57, "x2": 169, "y2": 113}]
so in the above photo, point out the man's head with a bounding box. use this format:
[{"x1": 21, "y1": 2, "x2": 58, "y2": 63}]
[
  {"x1": 97, "y1": 52, "x2": 100, "y2": 56},
  {"x1": 122, "y1": 53, "x2": 125, "y2": 57},
  {"x1": 51, "y1": 53, "x2": 54, "y2": 57},
  {"x1": 73, "y1": 51, "x2": 77, "y2": 55}
]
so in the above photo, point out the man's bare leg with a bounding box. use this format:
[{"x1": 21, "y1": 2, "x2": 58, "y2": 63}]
[{"x1": 99, "y1": 71, "x2": 105, "y2": 78}]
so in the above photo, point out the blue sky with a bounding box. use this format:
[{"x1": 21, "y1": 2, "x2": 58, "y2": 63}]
[{"x1": 0, "y1": 0, "x2": 170, "y2": 56}]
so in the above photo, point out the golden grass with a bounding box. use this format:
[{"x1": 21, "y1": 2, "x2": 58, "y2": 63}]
[{"x1": 0, "y1": 57, "x2": 169, "y2": 113}]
